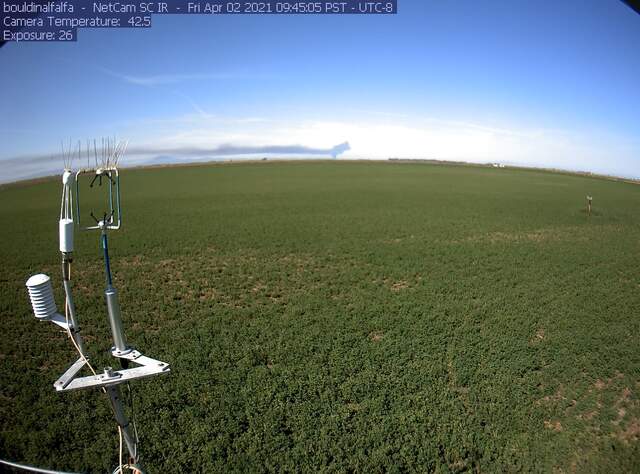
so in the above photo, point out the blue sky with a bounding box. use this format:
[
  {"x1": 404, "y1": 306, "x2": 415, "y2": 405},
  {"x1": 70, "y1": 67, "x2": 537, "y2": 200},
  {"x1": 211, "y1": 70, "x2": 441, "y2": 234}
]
[{"x1": 1, "y1": 0, "x2": 639, "y2": 182}]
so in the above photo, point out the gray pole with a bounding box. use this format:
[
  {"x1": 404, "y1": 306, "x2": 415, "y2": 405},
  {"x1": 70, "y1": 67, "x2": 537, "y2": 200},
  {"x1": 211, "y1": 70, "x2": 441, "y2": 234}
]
[
  {"x1": 106, "y1": 382, "x2": 138, "y2": 463},
  {"x1": 105, "y1": 287, "x2": 128, "y2": 353},
  {"x1": 101, "y1": 227, "x2": 129, "y2": 354},
  {"x1": 61, "y1": 259, "x2": 86, "y2": 355}
]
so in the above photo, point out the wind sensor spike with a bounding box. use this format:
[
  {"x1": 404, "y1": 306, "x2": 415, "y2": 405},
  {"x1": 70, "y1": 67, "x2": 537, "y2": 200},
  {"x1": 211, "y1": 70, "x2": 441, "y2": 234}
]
[
  {"x1": 75, "y1": 137, "x2": 126, "y2": 231},
  {"x1": 61, "y1": 139, "x2": 74, "y2": 170}
]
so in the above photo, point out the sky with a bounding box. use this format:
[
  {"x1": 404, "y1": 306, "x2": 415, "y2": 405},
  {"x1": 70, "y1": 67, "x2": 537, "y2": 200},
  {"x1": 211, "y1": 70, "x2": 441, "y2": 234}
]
[{"x1": 1, "y1": 0, "x2": 639, "y2": 182}]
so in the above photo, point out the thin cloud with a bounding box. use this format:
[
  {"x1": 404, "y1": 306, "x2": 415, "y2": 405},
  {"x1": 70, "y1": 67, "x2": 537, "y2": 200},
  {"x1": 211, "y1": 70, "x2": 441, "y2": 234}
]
[
  {"x1": 0, "y1": 142, "x2": 351, "y2": 183},
  {"x1": 169, "y1": 90, "x2": 212, "y2": 119},
  {"x1": 96, "y1": 66, "x2": 275, "y2": 118},
  {"x1": 118, "y1": 72, "x2": 244, "y2": 86},
  {"x1": 98, "y1": 67, "x2": 272, "y2": 86},
  {"x1": 127, "y1": 142, "x2": 350, "y2": 158},
  {"x1": 97, "y1": 66, "x2": 215, "y2": 117}
]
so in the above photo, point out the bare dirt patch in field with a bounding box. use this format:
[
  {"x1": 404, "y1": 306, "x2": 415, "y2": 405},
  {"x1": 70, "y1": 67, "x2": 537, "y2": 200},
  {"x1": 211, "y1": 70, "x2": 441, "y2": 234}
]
[
  {"x1": 456, "y1": 224, "x2": 625, "y2": 246},
  {"x1": 617, "y1": 418, "x2": 640, "y2": 444},
  {"x1": 538, "y1": 372, "x2": 640, "y2": 450},
  {"x1": 536, "y1": 385, "x2": 566, "y2": 405},
  {"x1": 530, "y1": 327, "x2": 546, "y2": 345},
  {"x1": 374, "y1": 275, "x2": 423, "y2": 292},
  {"x1": 390, "y1": 280, "x2": 410, "y2": 292},
  {"x1": 544, "y1": 420, "x2": 563, "y2": 432}
]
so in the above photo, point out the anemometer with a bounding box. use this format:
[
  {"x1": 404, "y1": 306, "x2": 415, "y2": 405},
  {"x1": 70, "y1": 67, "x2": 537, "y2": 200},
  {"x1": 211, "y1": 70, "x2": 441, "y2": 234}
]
[{"x1": 23, "y1": 139, "x2": 170, "y2": 474}]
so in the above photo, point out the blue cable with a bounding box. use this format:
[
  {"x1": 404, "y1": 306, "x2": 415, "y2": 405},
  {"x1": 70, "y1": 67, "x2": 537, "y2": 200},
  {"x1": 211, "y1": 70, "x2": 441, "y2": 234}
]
[{"x1": 102, "y1": 232, "x2": 113, "y2": 287}]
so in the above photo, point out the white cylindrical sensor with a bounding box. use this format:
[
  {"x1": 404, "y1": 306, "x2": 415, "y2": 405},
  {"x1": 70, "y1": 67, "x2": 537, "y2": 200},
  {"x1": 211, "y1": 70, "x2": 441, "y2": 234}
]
[
  {"x1": 62, "y1": 170, "x2": 74, "y2": 186},
  {"x1": 26, "y1": 274, "x2": 58, "y2": 320},
  {"x1": 59, "y1": 218, "x2": 74, "y2": 253}
]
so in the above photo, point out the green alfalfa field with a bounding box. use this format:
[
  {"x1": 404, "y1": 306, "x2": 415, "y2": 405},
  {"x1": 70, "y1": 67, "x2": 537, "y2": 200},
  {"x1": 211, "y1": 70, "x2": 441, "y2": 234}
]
[{"x1": 1, "y1": 161, "x2": 639, "y2": 472}]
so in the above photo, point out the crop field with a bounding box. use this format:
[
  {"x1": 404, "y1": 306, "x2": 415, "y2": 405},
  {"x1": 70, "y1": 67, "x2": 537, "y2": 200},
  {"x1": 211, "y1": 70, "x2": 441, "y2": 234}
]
[{"x1": 1, "y1": 161, "x2": 639, "y2": 472}]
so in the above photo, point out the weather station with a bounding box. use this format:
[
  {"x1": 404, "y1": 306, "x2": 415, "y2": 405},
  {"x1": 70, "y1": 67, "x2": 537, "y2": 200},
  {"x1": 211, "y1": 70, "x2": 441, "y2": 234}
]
[{"x1": 19, "y1": 139, "x2": 170, "y2": 474}]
